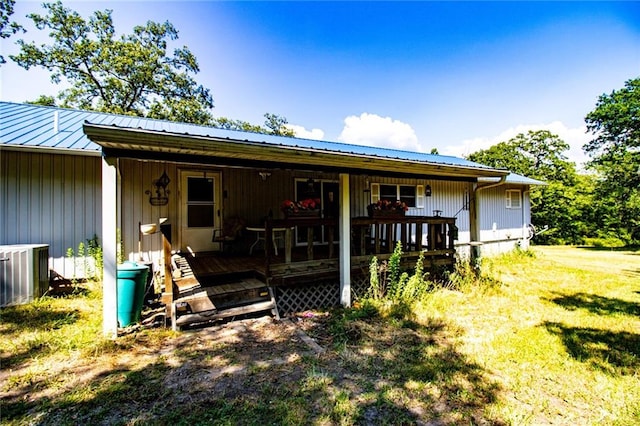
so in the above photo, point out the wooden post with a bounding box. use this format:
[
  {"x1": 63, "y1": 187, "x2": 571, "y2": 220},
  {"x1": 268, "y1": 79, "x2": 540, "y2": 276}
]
[
  {"x1": 328, "y1": 225, "x2": 334, "y2": 258},
  {"x1": 285, "y1": 227, "x2": 292, "y2": 264},
  {"x1": 306, "y1": 227, "x2": 314, "y2": 260},
  {"x1": 102, "y1": 155, "x2": 118, "y2": 339},
  {"x1": 338, "y1": 173, "x2": 351, "y2": 307},
  {"x1": 160, "y1": 223, "x2": 173, "y2": 317}
]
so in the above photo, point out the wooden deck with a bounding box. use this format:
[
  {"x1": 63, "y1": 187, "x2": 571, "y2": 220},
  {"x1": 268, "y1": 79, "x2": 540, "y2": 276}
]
[{"x1": 163, "y1": 215, "x2": 458, "y2": 328}]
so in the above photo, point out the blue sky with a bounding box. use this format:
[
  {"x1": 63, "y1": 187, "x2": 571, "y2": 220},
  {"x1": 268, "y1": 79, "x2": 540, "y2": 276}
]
[{"x1": 2, "y1": 1, "x2": 639, "y2": 165}]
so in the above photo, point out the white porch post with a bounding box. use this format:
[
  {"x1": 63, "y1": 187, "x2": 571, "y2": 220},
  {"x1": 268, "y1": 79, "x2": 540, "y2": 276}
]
[
  {"x1": 338, "y1": 173, "x2": 351, "y2": 307},
  {"x1": 102, "y1": 155, "x2": 118, "y2": 338}
]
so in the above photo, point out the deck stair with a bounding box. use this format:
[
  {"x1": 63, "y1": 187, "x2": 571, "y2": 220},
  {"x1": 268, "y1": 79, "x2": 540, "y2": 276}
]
[{"x1": 171, "y1": 277, "x2": 279, "y2": 330}]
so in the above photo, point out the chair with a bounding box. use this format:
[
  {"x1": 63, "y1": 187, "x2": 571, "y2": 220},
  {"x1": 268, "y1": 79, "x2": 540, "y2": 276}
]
[{"x1": 212, "y1": 216, "x2": 246, "y2": 253}]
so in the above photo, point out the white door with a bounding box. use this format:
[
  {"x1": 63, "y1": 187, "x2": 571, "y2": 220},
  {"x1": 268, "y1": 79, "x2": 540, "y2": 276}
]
[{"x1": 179, "y1": 170, "x2": 222, "y2": 253}]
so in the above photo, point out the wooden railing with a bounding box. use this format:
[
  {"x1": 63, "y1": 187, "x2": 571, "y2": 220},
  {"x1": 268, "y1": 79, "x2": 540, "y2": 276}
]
[
  {"x1": 351, "y1": 215, "x2": 457, "y2": 255},
  {"x1": 263, "y1": 216, "x2": 457, "y2": 283}
]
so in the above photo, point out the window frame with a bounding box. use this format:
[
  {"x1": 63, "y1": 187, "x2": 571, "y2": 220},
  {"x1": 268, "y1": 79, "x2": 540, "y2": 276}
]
[
  {"x1": 370, "y1": 183, "x2": 421, "y2": 208},
  {"x1": 505, "y1": 189, "x2": 522, "y2": 209}
]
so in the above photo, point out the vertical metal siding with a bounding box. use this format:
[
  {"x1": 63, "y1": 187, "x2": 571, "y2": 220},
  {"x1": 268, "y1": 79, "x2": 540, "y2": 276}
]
[
  {"x1": 0, "y1": 150, "x2": 101, "y2": 277},
  {"x1": 0, "y1": 244, "x2": 49, "y2": 306},
  {"x1": 478, "y1": 185, "x2": 528, "y2": 242}
]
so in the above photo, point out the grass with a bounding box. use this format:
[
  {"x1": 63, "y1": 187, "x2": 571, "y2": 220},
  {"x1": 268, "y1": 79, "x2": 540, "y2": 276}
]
[{"x1": 1, "y1": 246, "x2": 638, "y2": 425}]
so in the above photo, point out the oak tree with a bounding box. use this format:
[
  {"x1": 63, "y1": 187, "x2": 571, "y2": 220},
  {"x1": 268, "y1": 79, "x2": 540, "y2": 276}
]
[{"x1": 10, "y1": 1, "x2": 214, "y2": 124}]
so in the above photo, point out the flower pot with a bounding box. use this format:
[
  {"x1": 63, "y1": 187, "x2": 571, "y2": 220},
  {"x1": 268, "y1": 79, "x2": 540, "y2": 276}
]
[
  {"x1": 367, "y1": 206, "x2": 406, "y2": 218},
  {"x1": 285, "y1": 209, "x2": 320, "y2": 218}
]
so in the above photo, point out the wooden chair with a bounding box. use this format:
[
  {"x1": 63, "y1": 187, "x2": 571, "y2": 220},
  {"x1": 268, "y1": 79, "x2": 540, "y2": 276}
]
[{"x1": 212, "y1": 216, "x2": 246, "y2": 253}]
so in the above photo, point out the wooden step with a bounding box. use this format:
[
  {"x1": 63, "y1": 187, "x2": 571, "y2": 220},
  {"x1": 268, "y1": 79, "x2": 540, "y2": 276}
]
[
  {"x1": 171, "y1": 279, "x2": 279, "y2": 330},
  {"x1": 174, "y1": 299, "x2": 277, "y2": 329}
]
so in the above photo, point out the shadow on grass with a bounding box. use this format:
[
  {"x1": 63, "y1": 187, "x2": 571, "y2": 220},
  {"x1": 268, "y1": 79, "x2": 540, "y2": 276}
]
[
  {"x1": 548, "y1": 292, "x2": 640, "y2": 317},
  {"x1": 544, "y1": 321, "x2": 640, "y2": 376},
  {"x1": 1, "y1": 311, "x2": 504, "y2": 425},
  {"x1": 0, "y1": 302, "x2": 81, "y2": 369}
]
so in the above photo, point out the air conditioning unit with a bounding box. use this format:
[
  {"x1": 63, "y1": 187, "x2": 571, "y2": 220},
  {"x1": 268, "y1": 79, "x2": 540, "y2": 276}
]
[{"x1": 0, "y1": 244, "x2": 49, "y2": 307}]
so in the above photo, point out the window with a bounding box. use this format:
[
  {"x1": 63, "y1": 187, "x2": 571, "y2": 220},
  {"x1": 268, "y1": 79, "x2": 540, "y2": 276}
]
[
  {"x1": 186, "y1": 177, "x2": 215, "y2": 227},
  {"x1": 506, "y1": 190, "x2": 522, "y2": 209},
  {"x1": 371, "y1": 184, "x2": 417, "y2": 208}
]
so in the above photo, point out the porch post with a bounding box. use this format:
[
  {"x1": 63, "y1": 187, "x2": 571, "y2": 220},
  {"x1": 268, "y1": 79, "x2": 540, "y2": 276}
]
[
  {"x1": 338, "y1": 173, "x2": 351, "y2": 307},
  {"x1": 102, "y1": 155, "x2": 118, "y2": 338}
]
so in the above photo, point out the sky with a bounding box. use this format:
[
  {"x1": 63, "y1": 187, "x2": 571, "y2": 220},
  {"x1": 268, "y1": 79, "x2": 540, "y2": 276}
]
[{"x1": 1, "y1": 1, "x2": 639, "y2": 167}]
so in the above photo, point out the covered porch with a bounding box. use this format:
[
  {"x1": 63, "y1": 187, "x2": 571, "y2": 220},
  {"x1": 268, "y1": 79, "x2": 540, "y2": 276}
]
[{"x1": 84, "y1": 122, "x2": 508, "y2": 336}]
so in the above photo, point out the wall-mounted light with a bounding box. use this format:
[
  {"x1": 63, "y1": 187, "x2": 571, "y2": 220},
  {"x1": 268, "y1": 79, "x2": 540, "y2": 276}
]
[
  {"x1": 258, "y1": 171, "x2": 271, "y2": 181},
  {"x1": 425, "y1": 184, "x2": 432, "y2": 197},
  {"x1": 146, "y1": 170, "x2": 170, "y2": 206}
]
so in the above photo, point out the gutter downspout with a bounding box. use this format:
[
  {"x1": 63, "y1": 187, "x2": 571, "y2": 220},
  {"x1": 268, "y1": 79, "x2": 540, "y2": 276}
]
[{"x1": 470, "y1": 175, "x2": 507, "y2": 267}]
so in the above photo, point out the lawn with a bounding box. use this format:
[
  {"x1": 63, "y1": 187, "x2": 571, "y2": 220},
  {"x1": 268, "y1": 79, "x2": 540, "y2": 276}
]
[{"x1": 1, "y1": 246, "x2": 638, "y2": 425}]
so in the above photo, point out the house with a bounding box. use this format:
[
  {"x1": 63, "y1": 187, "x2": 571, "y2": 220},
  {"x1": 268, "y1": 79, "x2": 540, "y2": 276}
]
[{"x1": 0, "y1": 101, "x2": 542, "y2": 334}]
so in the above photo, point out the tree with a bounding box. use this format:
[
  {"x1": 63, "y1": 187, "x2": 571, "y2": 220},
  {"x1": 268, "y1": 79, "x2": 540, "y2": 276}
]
[
  {"x1": 263, "y1": 113, "x2": 295, "y2": 137},
  {"x1": 212, "y1": 113, "x2": 296, "y2": 137},
  {"x1": 468, "y1": 130, "x2": 575, "y2": 184},
  {"x1": 0, "y1": 0, "x2": 24, "y2": 64},
  {"x1": 467, "y1": 130, "x2": 585, "y2": 244},
  {"x1": 10, "y1": 1, "x2": 213, "y2": 124},
  {"x1": 26, "y1": 95, "x2": 57, "y2": 106},
  {"x1": 584, "y1": 78, "x2": 640, "y2": 243}
]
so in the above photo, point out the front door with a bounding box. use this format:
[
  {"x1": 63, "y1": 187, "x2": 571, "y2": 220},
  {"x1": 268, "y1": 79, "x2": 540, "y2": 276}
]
[{"x1": 179, "y1": 170, "x2": 222, "y2": 253}]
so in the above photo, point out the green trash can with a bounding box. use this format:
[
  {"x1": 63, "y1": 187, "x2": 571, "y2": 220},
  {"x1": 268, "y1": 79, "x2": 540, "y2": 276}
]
[{"x1": 117, "y1": 261, "x2": 149, "y2": 327}]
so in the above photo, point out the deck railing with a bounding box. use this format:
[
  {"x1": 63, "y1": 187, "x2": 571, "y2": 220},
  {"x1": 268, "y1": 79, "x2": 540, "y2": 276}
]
[{"x1": 264, "y1": 216, "x2": 457, "y2": 283}]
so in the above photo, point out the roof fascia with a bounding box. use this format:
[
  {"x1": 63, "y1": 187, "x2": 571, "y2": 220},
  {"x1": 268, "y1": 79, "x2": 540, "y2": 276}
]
[
  {"x1": 84, "y1": 123, "x2": 509, "y2": 179},
  {"x1": 0, "y1": 144, "x2": 101, "y2": 157}
]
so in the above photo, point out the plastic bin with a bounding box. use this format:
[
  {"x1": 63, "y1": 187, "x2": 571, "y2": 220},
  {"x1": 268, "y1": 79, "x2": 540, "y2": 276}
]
[{"x1": 117, "y1": 261, "x2": 149, "y2": 327}]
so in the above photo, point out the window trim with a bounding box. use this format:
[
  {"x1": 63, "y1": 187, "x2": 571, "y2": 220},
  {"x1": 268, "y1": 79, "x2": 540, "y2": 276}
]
[
  {"x1": 370, "y1": 183, "x2": 420, "y2": 208},
  {"x1": 505, "y1": 189, "x2": 522, "y2": 209}
]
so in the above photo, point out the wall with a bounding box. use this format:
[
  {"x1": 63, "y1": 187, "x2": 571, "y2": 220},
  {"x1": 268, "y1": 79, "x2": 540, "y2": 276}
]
[
  {"x1": 0, "y1": 150, "x2": 102, "y2": 277},
  {"x1": 475, "y1": 184, "x2": 531, "y2": 254}
]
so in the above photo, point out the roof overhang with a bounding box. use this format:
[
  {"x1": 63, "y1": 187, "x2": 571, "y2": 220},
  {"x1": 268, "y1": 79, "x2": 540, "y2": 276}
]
[{"x1": 83, "y1": 123, "x2": 509, "y2": 180}]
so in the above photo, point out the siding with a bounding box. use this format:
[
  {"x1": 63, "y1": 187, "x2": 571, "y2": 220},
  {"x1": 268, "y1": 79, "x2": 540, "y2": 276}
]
[
  {"x1": 0, "y1": 150, "x2": 101, "y2": 277},
  {"x1": 350, "y1": 175, "x2": 472, "y2": 240},
  {"x1": 477, "y1": 185, "x2": 530, "y2": 243},
  {"x1": 1, "y1": 149, "x2": 531, "y2": 281}
]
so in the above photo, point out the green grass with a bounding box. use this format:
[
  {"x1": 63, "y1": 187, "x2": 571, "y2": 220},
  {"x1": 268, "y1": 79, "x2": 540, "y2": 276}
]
[{"x1": 1, "y1": 246, "x2": 638, "y2": 425}]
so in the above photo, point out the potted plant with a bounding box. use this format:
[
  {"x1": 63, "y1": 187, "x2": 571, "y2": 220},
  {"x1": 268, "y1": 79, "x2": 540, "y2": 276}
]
[
  {"x1": 281, "y1": 198, "x2": 322, "y2": 218},
  {"x1": 367, "y1": 199, "x2": 408, "y2": 218}
]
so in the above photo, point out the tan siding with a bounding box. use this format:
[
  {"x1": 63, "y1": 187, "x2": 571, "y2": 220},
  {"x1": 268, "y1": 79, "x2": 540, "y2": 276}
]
[
  {"x1": 119, "y1": 159, "x2": 175, "y2": 264},
  {"x1": 0, "y1": 150, "x2": 101, "y2": 277}
]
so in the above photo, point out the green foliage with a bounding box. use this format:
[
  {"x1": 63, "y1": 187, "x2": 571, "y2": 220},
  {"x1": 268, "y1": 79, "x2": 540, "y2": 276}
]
[
  {"x1": 26, "y1": 95, "x2": 57, "y2": 106},
  {"x1": 468, "y1": 126, "x2": 640, "y2": 244},
  {"x1": 584, "y1": 78, "x2": 640, "y2": 243},
  {"x1": 212, "y1": 113, "x2": 296, "y2": 137},
  {"x1": 10, "y1": 1, "x2": 213, "y2": 124},
  {"x1": 0, "y1": 0, "x2": 24, "y2": 64},
  {"x1": 65, "y1": 235, "x2": 103, "y2": 281},
  {"x1": 386, "y1": 241, "x2": 403, "y2": 297},
  {"x1": 367, "y1": 255, "x2": 383, "y2": 299},
  {"x1": 467, "y1": 130, "x2": 575, "y2": 185},
  {"x1": 366, "y1": 244, "x2": 432, "y2": 306}
]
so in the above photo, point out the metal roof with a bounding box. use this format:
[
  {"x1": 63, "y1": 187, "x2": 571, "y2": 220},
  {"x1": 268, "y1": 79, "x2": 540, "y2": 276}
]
[
  {"x1": 2, "y1": 101, "x2": 517, "y2": 179},
  {"x1": 504, "y1": 173, "x2": 546, "y2": 185}
]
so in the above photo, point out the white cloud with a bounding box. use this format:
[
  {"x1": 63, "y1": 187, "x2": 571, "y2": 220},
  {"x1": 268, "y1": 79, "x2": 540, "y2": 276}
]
[
  {"x1": 337, "y1": 113, "x2": 423, "y2": 152},
  {"x1": 286, "y1": 124, "x2": 325, "y2": 140},
  {"x1": 442, "y1": 121, "x2": 592, "y2": 168}
]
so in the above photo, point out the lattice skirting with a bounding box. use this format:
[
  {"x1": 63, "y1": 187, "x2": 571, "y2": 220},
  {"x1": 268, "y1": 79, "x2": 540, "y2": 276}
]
[{"x1": 274, "y1": 275, "x2": 371, "y2": 316}]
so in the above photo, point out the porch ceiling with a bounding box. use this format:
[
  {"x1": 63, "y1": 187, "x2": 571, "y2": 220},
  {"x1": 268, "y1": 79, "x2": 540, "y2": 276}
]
[{"x1": 84, "y1": 123, "x2": 509, "y2": 179}]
